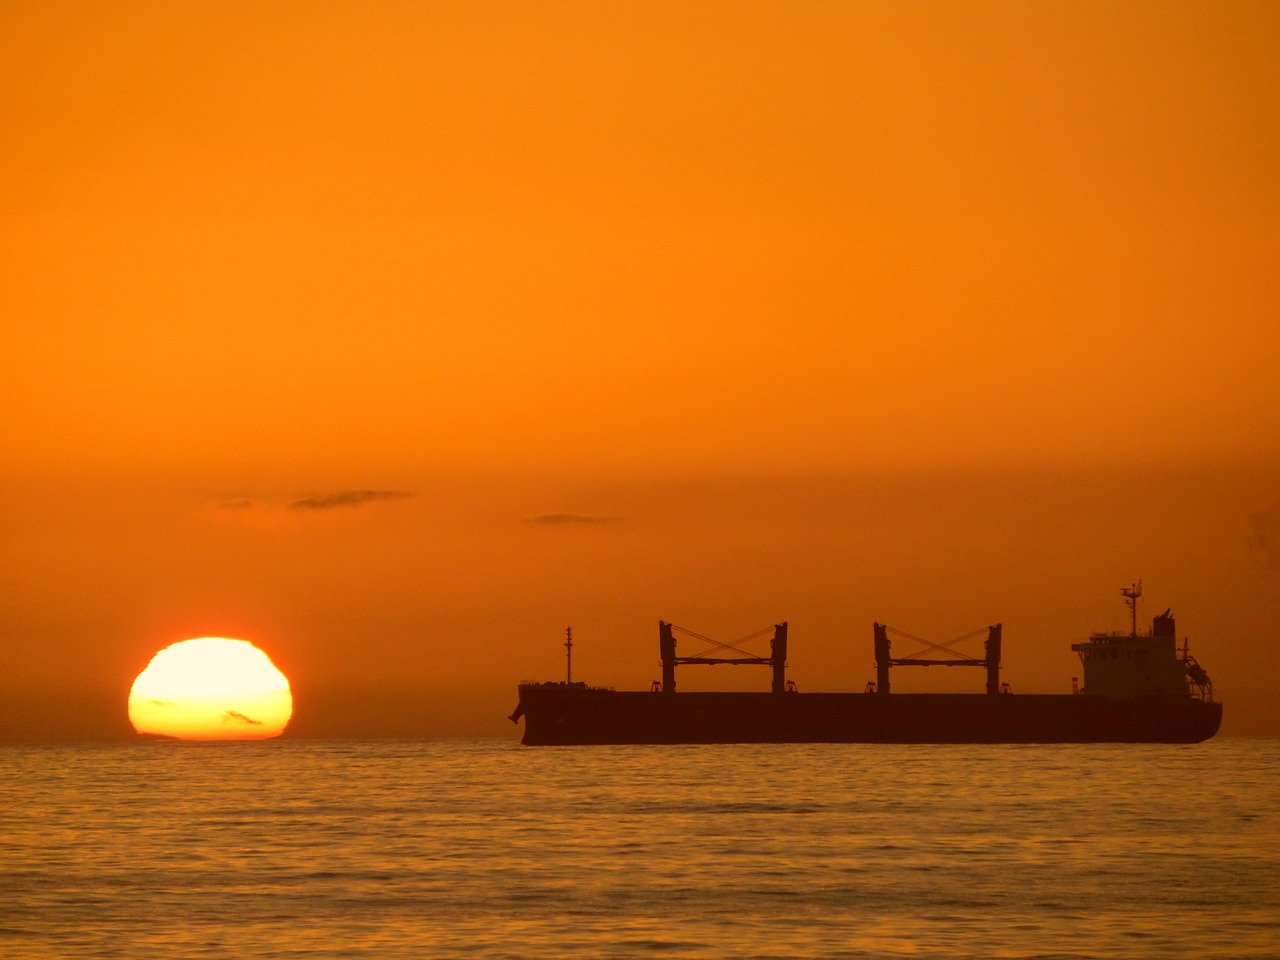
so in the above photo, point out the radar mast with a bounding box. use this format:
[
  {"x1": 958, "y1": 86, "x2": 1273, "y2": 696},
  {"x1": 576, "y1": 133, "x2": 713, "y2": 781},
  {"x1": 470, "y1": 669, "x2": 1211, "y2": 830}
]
[{"x1": 1121, "y1": 581, "x2": 1143, "y2": 636}]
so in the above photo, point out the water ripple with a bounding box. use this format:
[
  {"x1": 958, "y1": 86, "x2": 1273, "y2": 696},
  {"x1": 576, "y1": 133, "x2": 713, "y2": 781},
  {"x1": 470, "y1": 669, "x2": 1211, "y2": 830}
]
[{"x1": 0, "y1": 739, "x2": 1277, "y2": 958}]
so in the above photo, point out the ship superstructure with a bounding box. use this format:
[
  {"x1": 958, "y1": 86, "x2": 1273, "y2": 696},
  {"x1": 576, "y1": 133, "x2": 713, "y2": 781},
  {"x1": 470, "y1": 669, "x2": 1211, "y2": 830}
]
[{"x1": 1070, "y1": 582, "x2": 1214, "y2": 701}]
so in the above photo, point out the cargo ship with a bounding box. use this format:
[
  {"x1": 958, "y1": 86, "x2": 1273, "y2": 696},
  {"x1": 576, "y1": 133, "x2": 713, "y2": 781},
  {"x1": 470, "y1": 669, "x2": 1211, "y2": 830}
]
[{"x1": 508, "y1": 585, "x2": 1222, "y2": 744}]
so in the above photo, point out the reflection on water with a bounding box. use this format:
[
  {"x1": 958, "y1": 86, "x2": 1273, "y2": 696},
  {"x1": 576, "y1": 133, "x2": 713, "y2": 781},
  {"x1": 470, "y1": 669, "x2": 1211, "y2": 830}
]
[{"x1": 2, "y1": 739, "x2": 1277, "y2": 958}]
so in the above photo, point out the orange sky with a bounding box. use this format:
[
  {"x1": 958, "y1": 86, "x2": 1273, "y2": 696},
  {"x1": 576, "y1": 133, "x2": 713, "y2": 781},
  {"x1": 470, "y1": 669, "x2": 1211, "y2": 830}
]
[{"x1": 2, "y1": 1, "x2": 1278, "y2": 739}]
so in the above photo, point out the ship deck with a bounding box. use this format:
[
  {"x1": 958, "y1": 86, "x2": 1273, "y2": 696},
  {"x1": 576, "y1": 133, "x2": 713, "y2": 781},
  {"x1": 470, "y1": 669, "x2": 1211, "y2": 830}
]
[{"x1": 514, "y1": 685, "x2": 1222, "y2": 745}]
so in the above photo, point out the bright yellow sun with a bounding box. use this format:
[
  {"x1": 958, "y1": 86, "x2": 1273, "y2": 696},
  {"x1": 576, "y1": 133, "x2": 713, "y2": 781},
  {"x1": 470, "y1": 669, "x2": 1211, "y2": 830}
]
[{"x1": 128, "y1": 637, "x2": 293, "y2": 740}]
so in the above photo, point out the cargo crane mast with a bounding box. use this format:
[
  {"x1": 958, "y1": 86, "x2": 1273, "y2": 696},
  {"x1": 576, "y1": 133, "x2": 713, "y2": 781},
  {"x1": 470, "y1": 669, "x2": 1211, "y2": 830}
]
[
  {"x1": 872, "y1": 623, "x2": 1003, "y2": 695},
  {"x1": 658, "y1": 621, "x2": 789, "y2": 694}
]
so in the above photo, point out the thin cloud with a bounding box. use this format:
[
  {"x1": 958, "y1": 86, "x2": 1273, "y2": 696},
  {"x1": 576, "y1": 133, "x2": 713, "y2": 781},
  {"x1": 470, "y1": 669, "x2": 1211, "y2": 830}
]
[
  {"x1": 222, "y1": 710, "x2": 263, "y2": 726},
  {"x1": 290, "y1": 490, "x2": 415, "y2": 511},
  {"x1": 525, "y1": 513, "x2": 620, "y2": 525},
  {"x1": 1247, "y1": 499, "x2": 1280, "y2": 565},
  {"x1": 216, "y1": 498, "x2": 257, "y2": 511}
]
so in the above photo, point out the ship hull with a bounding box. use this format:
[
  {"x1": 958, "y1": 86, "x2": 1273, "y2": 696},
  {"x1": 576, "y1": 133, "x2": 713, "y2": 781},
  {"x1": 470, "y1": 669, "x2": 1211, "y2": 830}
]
[{"x1": 514, "y1": 686, "x2": 1222, "y2": 745}]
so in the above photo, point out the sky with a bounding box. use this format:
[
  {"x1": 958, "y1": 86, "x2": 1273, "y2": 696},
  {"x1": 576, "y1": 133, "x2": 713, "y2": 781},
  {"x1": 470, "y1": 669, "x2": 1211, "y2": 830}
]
[{"x1": 2, "y1": 1, "x2": 1278, "y2": 740}]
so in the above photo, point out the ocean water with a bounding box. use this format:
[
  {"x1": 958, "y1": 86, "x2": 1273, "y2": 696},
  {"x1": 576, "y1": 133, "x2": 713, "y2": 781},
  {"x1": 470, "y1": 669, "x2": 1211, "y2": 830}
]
[{"x1": 1, "y1": 739, "x2": 1277, "y2": 959}]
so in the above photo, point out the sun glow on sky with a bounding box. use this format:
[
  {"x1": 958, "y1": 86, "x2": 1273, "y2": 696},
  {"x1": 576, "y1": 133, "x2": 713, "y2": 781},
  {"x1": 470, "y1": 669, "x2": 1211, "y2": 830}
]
[
  {"x1": 128, "y1": 638, "x2": 292, "y2": 740},
  {"x1": 1, "y1": 2, "x2": 1277, "y2": 741}
]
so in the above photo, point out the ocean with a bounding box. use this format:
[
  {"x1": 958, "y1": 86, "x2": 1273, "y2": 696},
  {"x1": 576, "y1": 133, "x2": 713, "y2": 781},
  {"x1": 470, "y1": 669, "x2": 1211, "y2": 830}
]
[{"x1": 2, "y1": 738, "x2": 1277, "y2": 959}]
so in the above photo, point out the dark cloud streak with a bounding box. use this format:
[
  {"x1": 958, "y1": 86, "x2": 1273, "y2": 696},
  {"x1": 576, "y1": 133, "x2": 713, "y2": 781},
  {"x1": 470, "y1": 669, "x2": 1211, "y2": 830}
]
[
  {"x1": 525, "y1": 513, "x2": 620, "y2": 525},
  {"x1": 290, "y1": 490, "x2": 415, "y2": 511}
]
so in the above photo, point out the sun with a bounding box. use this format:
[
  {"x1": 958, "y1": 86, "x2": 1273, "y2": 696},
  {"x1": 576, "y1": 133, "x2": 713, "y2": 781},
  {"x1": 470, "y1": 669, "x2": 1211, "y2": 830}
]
[{"x1": 128, "y1": 637, "x2": 293, "y2": 740}]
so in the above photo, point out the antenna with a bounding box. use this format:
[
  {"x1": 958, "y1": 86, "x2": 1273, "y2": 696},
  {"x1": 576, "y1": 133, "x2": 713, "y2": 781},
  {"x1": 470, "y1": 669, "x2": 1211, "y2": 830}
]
[
  {"x1": 565, "y1": 626, "x2": 573, "y2": 684},
  {"x1": 1121, "y1": 581, "x2": 1142, "y2": 635}
]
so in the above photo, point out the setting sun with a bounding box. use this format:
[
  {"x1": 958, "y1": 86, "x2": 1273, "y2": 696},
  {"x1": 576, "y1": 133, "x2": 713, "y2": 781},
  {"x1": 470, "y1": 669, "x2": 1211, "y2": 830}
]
[{"x1": 128, "y1": 638, "x2": 293, "y2": 740}]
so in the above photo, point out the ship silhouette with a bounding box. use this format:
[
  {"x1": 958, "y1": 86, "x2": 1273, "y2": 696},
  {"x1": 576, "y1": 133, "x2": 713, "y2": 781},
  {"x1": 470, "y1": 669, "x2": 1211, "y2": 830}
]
[{"x1": 509, "y1": 585, "x2": 1221, "y2": 745}]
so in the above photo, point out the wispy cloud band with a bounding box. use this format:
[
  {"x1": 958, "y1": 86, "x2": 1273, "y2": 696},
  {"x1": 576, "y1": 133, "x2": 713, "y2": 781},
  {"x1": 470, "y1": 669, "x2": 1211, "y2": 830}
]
[
  {"x1": 211, "y1": 490, "x2": 416, "y2": 515},
  {"x1": 525, "y1": 513, "x2": 619, "y2": 525},
  {"x1": 290, "y1": 490, "x2": 415, "y2": 511}
]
